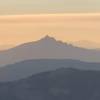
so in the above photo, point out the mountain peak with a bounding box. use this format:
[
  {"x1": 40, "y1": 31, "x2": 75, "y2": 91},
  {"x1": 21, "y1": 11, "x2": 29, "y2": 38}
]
[
  {"x1": 40, "y1": 35, "x2": 57, "y2": 43},
  {"x1": 43, "y1": 35, "x2": 54, "y2": 39},
  {"x1": 44, "y1": 35, "x2": 51, "y2": 39}
]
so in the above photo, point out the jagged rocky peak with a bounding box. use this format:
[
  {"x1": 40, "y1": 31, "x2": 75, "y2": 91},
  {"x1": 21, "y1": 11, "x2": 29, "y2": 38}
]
[
  {"x1": 38, "y1": 35, "x2": 72, "y2": 47},
  {"x1": 39, "y1": 35, "x2": 57, "y2": 43}
]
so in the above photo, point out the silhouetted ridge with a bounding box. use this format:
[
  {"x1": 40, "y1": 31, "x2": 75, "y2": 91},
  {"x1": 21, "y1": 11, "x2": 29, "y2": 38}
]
[
  {"x1": 0, "y1": 35, "x2": 100, "y2": 67},
  {"x1": 41, "y1": 35, "x2": 55, "y2": 41},
  {"x1": 0, "y1": 68, "x2": 100, "y2": 100},
  {"x1": 38, "y1": 35, "x2": 59, "y2": 44},
  {"x1": 0, "y1": 59, "x2": 100, "y2": 82}
]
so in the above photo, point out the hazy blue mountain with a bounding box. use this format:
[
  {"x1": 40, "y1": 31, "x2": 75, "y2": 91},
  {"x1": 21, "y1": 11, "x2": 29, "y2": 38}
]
[
  {"x1": 0, "y1": 68, "x2": 100, "y2": 100},
  {"x1": 0, "y1": 59, "x2": 100, "y2": 82},
  {"x1": 0, "y1": 35, "x2": 100, "y2": 66}
]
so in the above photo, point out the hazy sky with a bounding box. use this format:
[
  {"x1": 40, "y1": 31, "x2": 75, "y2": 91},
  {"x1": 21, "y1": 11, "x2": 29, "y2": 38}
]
[
  {"x1": 0, "y1": 13, "x2": 99, "y2": 47},
  {"x1": 0, "y1": 0, "x2": 99, "y2": 14},
  {"x1": 0, "y1": 0, "x2": 99, "y2": 49}
]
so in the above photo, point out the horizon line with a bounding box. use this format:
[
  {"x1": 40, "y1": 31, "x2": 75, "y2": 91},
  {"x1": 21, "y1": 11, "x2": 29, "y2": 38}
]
[{"x1": 0, "y1": 13, "x2": 100, "y2": 18}]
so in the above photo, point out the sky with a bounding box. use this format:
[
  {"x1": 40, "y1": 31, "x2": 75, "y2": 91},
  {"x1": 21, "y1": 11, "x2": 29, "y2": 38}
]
[
  {"x1": 0, "y1": 0, "x2": 99, "y2": 14},
  {"x1": 0, "y1": 14, "x2": 99, "y2": 46},
  {"x1": 0, "y1": 0, "x2": 99, "y2": 49}
]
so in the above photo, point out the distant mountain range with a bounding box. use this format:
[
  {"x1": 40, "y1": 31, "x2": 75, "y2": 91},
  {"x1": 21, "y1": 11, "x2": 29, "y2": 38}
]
[
  {"x1": 0, "y1": 59, "x2": 100, "y2": 82},
  {"x1": 0, "y1": 35, "x2": 100, "y2": 66},
  {"x1": 72, "y1": 40, "x2": 100, "y2": 49},
  {"x1": 0, "y1": 67, "x2": 100, "y2": 100},
  {"x1": 0, "y1": 36, "x2": 100, "y2": 99}
]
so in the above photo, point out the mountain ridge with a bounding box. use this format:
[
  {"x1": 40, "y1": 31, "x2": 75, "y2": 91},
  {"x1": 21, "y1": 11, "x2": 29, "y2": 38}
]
[
  {"x1": 0, "y1": 59, "x2": 100, "y2": 82},
  {"x1": 0, "y1": 35, "x2": 100, "y2": 66},
  {"x1": 0, "y1": 67, "x2": 100, "y2": 100}
]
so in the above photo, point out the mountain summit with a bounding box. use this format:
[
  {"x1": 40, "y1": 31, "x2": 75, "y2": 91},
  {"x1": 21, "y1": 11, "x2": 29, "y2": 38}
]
[
  {"x1": 38, "y1": 35, "x2": 58, "y2": 44},
  {"x1": 41, "y1": 35, "x2": 54, "y2": 41},
  {"x1": 0, "y1": 35, "x2": 100, "y2": 66}
]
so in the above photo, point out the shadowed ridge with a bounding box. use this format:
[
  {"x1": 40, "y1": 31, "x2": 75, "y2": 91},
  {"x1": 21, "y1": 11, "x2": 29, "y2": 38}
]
[
  {"x1": 0, "y1": 59, "x2": 100, "y2": 82},
  {"x1": 0, "y1": 67, "x2": 100, "y2": 100}
]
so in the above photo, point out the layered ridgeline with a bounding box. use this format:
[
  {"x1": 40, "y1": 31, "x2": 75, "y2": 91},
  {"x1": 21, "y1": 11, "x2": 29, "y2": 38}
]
[
  {"x1": 0, "y1": 36, "x2": 100, "y2": 66},
  {"x1": 0, "y1": 68, "x2": 100, "y2": 100},
  {"x1": 0, "y1": 59, "x2": 100, "y2": 82}
]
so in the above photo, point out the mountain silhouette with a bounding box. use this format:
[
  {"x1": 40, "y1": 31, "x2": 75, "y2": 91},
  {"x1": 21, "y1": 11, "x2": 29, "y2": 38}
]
[
  {"x1": 0, "y1": 35, "x2": 100, "y2": 66},
  {"x1": 0, "y1": 67, "x2": 100, "y2": 100},
  {"x1": 0, "y1": 59, "x2": 100, "y2": 82}
]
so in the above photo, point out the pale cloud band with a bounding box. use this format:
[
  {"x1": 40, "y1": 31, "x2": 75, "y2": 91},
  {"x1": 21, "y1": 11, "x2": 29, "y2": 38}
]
[{"x1": 0, "y1": 0, "x2": 99, "y2": 15}]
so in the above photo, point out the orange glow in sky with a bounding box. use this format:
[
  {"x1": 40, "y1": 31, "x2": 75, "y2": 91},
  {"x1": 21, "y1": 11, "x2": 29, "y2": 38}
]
[{"x1": 0, "y1": 13, "x2": 99, "y2": 49}]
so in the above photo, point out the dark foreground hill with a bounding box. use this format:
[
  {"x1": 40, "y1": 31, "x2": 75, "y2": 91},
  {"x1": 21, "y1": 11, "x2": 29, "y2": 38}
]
[
  {"x1": 0, "y1": 68, "x2": 100, "y2": 100},
  {"x1": 0, "y1": 59, "x2": 100, "y2": 82}
]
